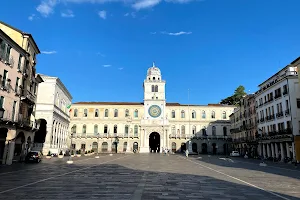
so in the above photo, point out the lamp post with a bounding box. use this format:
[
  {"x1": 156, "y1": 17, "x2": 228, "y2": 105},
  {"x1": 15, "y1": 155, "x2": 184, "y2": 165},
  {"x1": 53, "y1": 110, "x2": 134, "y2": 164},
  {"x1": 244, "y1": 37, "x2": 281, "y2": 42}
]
[
  {"x1": 95, "y1": 133, "x2": 100, "y2": 158},
  {"x1": 115, "y1": 136, "x2": 119, "y2": 153},
  {"x1": 0, "y1": 107, "x2": 5, "y2": 119},
  {"x1": 258, "y1": 128, "x2": 267, "y2": 166},
  {"x1": 126, "y1": 116, "x2": 132, "y2": 153},
  {"x1": 67, "y1": 133, "x2": 74, "y2": 164}
]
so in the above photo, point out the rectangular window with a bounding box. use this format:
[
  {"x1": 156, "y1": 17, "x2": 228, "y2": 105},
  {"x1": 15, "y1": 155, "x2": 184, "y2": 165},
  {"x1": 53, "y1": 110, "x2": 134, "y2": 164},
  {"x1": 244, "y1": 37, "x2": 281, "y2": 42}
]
[
  {"x1": 287, "y1": 121, "x2": 291, "y2": 129},
  {"x1": 0, "y1": 96, "x2": 4, "y2": 108},
  {"x1": 172, "y1": 111, "x2": 175, "y2": 118},
  {"x1": 297, "y1": 99, "x2": 300, "y2": 109},
  {"x1": 17, "y1": 55, "x2": 22, "y2": 70},
  {"x1": 283, "y1": 85, "x2": 288, "y2": 95},
  {"x1": 15, "y1": 77, "x2": 19, "y2": 92},
  {"x1": 5, "y1": 45, "x2": 11, "y2": 61},
  {"x1": 12, "y1": 101, "x2": 16, "y2": 121},
  {"x1": 2, "y1": 70, "x2": 8, "y2": 87}
]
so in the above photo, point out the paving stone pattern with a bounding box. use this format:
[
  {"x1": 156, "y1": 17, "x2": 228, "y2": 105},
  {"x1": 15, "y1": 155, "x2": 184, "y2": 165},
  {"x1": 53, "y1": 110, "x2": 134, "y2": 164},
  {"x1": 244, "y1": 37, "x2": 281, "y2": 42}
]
[{"x1": 0, "y1": 154, "x2": 299, "y2": 200}]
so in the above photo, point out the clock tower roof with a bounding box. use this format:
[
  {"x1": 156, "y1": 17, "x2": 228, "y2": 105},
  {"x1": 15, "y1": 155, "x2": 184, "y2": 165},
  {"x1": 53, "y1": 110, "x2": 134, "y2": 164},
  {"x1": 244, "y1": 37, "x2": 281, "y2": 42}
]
[{"x1": 147, "y1": 62, "x2": 161, "y2": 77}]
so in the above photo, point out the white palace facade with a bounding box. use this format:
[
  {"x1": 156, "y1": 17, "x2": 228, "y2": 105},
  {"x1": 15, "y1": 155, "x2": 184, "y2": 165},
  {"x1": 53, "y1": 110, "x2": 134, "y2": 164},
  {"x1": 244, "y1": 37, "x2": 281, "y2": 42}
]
[{"x1": 69, "y1": 64, "x2": 235, "y2": 154}]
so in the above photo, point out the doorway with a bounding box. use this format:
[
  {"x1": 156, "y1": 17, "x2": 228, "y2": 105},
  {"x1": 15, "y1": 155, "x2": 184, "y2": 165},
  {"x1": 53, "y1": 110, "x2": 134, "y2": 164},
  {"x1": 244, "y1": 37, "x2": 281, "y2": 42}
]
[{"x1": 149, "y1": 132, "x2": 160, "y2": 153}]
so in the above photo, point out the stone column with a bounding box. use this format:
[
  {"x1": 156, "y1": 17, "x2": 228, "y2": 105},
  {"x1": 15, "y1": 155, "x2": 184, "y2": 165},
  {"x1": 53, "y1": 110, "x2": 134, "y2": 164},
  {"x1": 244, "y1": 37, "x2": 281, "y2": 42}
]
[
  {"x1": 275, "y1": 143, "x2": 279, "y2": 158},
  {"x1": 267, "y1": 144, "x2": 270, "y2": 157},
  {"x1": 280, "y1": 143, "x2": 285, "y2": 161},
  {"x1": 271, "y1": 143, "x2": 275, "y2": 158},
  {"x1": 262, "y1": 144, "x2": 266, "y2": 158},
  {"x1": 286, "y1": 142, "x2": 291, "y2": 158},
  {"x1": 2, "y1": 141, "x2": 15, "y2": 165},
  {"x1": 292, "y1": 142, "x2": 296, "y2": 161},
  {"x1": 140, "y1": 128, "x2": 144, "y2": 147}
]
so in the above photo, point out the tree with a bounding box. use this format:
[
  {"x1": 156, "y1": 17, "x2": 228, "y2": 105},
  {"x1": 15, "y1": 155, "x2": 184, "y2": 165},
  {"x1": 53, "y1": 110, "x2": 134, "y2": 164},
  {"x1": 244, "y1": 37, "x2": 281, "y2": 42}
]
[{"x1": 220, "y1": 85, "x2": 247, "y2": 106}]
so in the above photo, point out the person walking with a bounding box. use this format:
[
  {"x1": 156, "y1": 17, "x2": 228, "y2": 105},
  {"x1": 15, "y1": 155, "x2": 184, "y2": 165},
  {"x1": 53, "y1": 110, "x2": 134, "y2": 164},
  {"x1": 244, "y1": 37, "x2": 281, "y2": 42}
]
[{"x1": 185, "y1": 149, "x2": 189, "y2": 157}]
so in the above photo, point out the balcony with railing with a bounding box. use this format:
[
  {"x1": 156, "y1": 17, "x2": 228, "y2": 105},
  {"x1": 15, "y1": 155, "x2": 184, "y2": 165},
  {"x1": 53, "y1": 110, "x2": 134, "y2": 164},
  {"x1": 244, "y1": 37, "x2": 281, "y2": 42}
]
[
  {"x1": 285, "y1": 109, "x2": 290, "y2": 116},
  {"x1": 276, "y1": 111, "x2": 284, "y2": 118},
  {"x1": 72, "y1": 132, "x2": 140, "y2": 138}
]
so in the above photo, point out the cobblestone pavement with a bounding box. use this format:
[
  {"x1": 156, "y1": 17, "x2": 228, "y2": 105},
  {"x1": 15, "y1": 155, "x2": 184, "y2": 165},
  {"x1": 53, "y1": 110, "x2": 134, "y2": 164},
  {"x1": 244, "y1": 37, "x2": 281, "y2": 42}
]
[{"x1": 0, "y1": 153, "x2": 299, "y2": 200}]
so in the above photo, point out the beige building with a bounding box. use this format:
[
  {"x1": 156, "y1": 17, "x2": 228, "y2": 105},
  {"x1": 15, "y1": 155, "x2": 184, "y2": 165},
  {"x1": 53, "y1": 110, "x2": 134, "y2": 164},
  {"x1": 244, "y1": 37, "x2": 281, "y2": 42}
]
[
  {"x1": 0, "y1": 22, "x2": 42, "y2": 165},
  {"x1": 70, "y1": 64, "x2": 235, "y2": 154},
  {"x1": 34, "y1": 75, "x2": 72, "y2": 155},
  {"x1": 230, "y1": 94, "x2": 257, "y2": 157}
]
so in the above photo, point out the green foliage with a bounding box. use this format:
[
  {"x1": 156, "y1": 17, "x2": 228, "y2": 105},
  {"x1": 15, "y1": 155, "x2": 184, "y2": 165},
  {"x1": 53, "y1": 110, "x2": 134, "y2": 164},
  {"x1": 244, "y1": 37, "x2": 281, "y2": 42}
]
[
  {"x1": 220, "y1": 85, "x2": 247, "y2": 106},
  {"x1": 85, "y1": 151, "x2": 88, "y2": 154},
  {"x1": 78, "y1": 149, "x2": 81, "y2": 154},
  {"x1": 47, "y1": 151, "x2": 51, "y2": 156},
  {"x1": 71, "y1": 150, "x2": 74, "y2": 155},
  {"x1": 88, "y1": 150, "x2": 91, "y2": 153},
  {"x1": 59, "y1": 151, "x2": 63, "y2": 155}
]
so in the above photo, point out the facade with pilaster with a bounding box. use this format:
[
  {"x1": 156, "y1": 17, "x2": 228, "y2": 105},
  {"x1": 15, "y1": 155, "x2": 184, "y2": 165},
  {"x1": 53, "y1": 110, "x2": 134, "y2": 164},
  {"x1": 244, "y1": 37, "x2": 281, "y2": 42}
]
[
  {"x1": 34, "y1": 75, "x2": 72, "y2": 155},
  {"x1": 0, "y1": 22, "x2": 42, "y2": 165},
  {"x1": 255, "y1": 57, "x2": 300, "y2": 162},
  {"x1": 69, "y1": 64, "x2": 235, "y2": 154}
]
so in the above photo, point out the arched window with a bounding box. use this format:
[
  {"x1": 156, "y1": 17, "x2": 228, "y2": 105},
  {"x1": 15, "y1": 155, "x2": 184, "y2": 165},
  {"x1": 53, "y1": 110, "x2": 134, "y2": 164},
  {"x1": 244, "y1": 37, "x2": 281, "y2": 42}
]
[
  {"x1": 82, "y1": 125, "x2": 86, "y2": 134},
  {"x1": 192, "y1": 110, "x2": 196, "y2": 119},
  {"x1": 134, "y1": 109, "x2": 138, "y2": 118},
  {"x1": 202, "y1": 111, "x2": 206, "y2": 119},
  {"x1": 181, "y1": 110, "x2": 185, "y2": 118},
  {"x1": 134, "y1": 125, "x2": 138, "y2": 137},
  {"x1": 155, "y1": 85, "x2": 158, "y2": 92},
  {"x1": 83, "y1": 109, "x2": 88, "y2": 117},
  {"x1": 153, "y1": 77, "x2": 155, "y2": 80},
  {"x1": 125, "y1": 109, "x2": 129, "y2": 117},
  {"x1": 223, "y1": 127, "x2": 227, "y2": 136},
  {"x1": 192, "y1": 126, "x2": 196, "y2": 135},
  {"x1": 114, "y1": 125, "x2": 117, "y2": 135},
  {"x1": 171, "y1": 110, "x2": 175, "y2": 118},
  {"x1": 172, "y1": 125, "x2": 176, "y2": 135},
  {"x1": 125, "y1": 125, "x2": 129, "y2": 136},
  {"x1": 71, "y1": 125, "x2": 77, "y2": 133},
  {"x1": 114, "y1": 109, "x2": 118, "y2": 117},
  {"x1": 212, "y1": 126, "x2": 216, "y2": 136},
  {"x1": 181, "y1": 125, "x2": 185, "y2": 135},
  {"x1": 104, "y1": 109, "x2": 108, "y2": 117},
  {"x1": 202, "y1": 126, "x2": 207, "y2": 136},
  {"x1": 94, "y1": 125, "x2": 98, "y2": 134},
  {"x1": 151, "y1": 85, "x2": 155, "y2": 92},
  {"x1": 104, "y1": 125, "x2": 108, "y2": 134},
  {"x1": 222, "y1": 111, "x2": 226, "y2": 119},
  {"x1": 74, "y1": 109, "x2": 78, "y2": 117},
  {"x1": 211, "y1": 111, "x2": 215, "y2": 118},
  {"x1": 95, "y1": 109, "x2": 99, "y2": 117}
]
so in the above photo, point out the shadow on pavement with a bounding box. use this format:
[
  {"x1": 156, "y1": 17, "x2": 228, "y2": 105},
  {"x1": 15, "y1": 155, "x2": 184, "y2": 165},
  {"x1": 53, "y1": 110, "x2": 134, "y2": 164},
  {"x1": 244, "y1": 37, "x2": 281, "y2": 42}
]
[
  {"x1": 0, "y1": 161, "x2": 298, "y2": 200},
  {"x1": 189, "y1": 154, "x2": 300, "y2": 180}
]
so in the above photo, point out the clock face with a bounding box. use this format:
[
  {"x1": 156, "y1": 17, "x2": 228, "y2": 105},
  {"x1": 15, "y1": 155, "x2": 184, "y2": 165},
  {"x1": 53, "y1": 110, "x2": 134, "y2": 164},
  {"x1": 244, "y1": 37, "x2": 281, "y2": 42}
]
[{"x1": 148, "y1": 105, "x2": 162, "y2": 118}]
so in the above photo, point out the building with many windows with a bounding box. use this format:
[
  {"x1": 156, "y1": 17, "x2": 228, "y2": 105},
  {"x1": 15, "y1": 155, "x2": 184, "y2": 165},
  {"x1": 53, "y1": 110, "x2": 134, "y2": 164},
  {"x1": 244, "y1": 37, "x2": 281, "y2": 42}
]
[
  {"x1": 255, "y1": 57, "x2": 300, "y2": 161},
  {"x1": 230, "y1": 94, "x2": 257, "y2": 157},
  {"x1": 0, "y1": 22, "x2": 43, "y2": 165},
  {"x1": 34, "y1": 75, "x2": 72, "y2": 155},
  {"x1": 69, "y1": 63, "x2": 235, "y2": 154}
]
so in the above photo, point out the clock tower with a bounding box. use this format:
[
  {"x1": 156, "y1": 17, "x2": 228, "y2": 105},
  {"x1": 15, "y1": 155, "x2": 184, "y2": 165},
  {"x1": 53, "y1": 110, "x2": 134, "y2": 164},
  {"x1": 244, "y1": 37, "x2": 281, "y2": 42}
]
[
  {"x1": 140, "y1": 62, "x2": 169, "y2": 153},
  {"x1": 143, "y1": 62, "x2": 166, "y2": 120}
]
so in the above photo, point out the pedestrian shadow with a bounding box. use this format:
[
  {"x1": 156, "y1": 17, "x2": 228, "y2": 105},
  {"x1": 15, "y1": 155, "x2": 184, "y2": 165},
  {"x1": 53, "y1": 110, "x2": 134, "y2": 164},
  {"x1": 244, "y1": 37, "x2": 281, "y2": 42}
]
[
  {"x1": 0, "y1": 162, "x2": 299, "y2": 200},
  {"x1": 188, "y1": 154, "x2": 300, "y2": 180}
]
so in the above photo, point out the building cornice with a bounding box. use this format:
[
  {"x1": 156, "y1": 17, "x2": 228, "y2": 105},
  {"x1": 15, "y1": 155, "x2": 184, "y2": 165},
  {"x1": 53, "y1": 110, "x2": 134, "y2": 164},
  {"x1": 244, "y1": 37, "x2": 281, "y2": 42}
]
[{"x1": 0, "y1": 29, "x2": 27, "y2": 57}]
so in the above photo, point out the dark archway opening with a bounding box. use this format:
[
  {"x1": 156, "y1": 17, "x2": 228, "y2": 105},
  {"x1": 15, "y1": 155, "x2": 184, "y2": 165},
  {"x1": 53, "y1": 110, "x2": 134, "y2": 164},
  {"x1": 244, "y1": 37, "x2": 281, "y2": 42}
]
[
  {"x1": 212, "y1": 143, "x2": 217, "y2": 155},
  {"x1": 181, "y1": 143, "x2": 186, "y2": 153},
  {"x1": 149, "y1": 132, "x2": 160, "y2": 153},
  {"x1": 172, "y1": 142, "x2": 176, "y2": 153},
  {"x1": 14, "y1": 132, "x2": 25, "y2": 161},
  {"x1": 0, "y1": 128, "x2": 8, "y2": 161},
  {"x1": 192, "y1": 143, "x2": 197, "y2": 153},
  {"x1": 202, "y1": 143, "x2": 208, "y2": 154},
  {"x1": 34, "y1": 119, "x2": 47, "y2": 143}
]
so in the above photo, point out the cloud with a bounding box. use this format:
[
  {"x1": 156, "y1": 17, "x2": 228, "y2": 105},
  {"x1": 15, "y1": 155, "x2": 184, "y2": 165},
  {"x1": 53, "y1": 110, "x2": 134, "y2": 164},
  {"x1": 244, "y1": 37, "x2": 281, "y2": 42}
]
[
  {"x1": 28, "y1": 14, "x2": 36, "y2": 21},
  {"x1": 118, "y1": 67, "x2": 124, "y2": 70},
  {"x1": 132, "y1": 0, "x2": 161, "y2": 10},
  {"x1": 36, "y1": 0, "x2": 58, "y2": 17},
  {"x1": 61, "y1": 9, "x2": 75, "y2": 17},
  {"x1": 36, "y1": 0, "x2": 200, "y2": 17},
  {"x1": 97, "y1": 52, "x2": 105, "y2": 57},
  {"x1": 98, "y1": 10, "x2": 107, "y2": 19},
  {"x1": 124, "y1": 12, "x2": 136, "y2": 18},
  {"x1": 161, "y1": 31, "x2": 192, "y2": 36},
  {"x1": 41, "y1": 51, "x2": 57, "y2": 54},
  {"x1": 103, "y1": 64, "x2": 111, "y2": 67}
]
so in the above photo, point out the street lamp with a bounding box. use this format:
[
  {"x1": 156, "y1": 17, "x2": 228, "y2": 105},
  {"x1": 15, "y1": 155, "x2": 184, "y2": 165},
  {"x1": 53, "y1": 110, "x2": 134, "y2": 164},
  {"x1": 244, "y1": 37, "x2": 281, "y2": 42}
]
[
  {"x1": 67, "y1": 133, "x2": 74, "y2": 164},
  {"x1": 0, "y1": 107, "x2": 5, "y2": 118},
  {"x1": 95, "y1": 133, "x2": 100, "y2": 158},
  {"x1": 258, "y1": 128, "x2": 267, "y2": 166}
]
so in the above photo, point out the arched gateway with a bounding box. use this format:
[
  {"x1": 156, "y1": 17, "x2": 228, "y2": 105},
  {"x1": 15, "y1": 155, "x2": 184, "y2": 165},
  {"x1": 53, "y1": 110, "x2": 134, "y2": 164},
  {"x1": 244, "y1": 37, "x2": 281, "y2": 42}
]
[{"x1": 149, "y1": 132, "x2": 160, "y2": 153}]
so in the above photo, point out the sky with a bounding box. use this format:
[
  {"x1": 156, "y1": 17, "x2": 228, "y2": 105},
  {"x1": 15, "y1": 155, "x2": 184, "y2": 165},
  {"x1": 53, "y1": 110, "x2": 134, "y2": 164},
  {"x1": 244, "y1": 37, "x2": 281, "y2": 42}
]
[{"x1": 1, "y1": 0, "x2": 300, "y2": 105}]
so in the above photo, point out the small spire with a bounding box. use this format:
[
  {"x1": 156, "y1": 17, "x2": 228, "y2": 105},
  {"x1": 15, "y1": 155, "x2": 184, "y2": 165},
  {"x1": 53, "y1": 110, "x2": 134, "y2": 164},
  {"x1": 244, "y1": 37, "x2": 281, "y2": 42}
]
[{"x1": 152, "y1": 61, "x2": 155, "y2": 68}]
